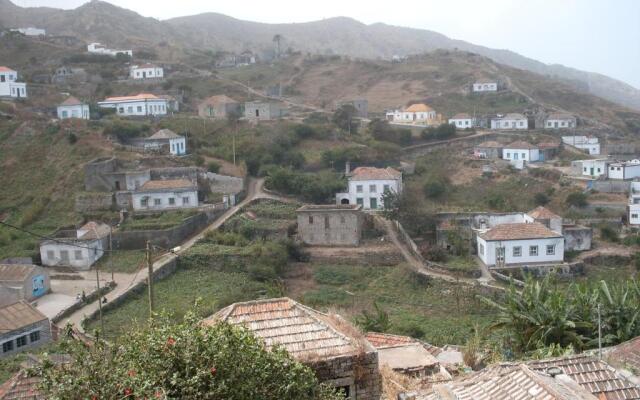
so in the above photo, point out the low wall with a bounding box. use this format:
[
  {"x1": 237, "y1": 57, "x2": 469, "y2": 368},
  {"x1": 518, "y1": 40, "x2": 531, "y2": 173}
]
[
  {"x1": 589, "y1": 180, "x2": 630, "y2": 193},
  {"x1": 492, "y1": 261, "x2": 584, "y2": 279},
  {"x1": 112, "y1": 206, "x2": 225, "y2": 250},
  {"x1": 75, "y1": 193, "x2": 113, "y2": 212},
  {"x1": 52, "y1": 281, "x2": 116, "y2": 324}
]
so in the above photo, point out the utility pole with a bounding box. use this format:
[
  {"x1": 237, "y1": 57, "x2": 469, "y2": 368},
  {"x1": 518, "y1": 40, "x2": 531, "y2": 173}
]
[
  {"x1": 95, "y1": 262, "x2": 104, "y2": 334},
  {"x1": 109, "y1": 224, "x2": 114, "y2": 282},
  {"x1": 233, "y1": 119, "x2": 237, "y2": 166},
  {"x1": 146, "y1": 241, "x2": 155, "y2": 318},
  {"x1": 597, "y1": 303, "x2": 602, "y2": 359}
]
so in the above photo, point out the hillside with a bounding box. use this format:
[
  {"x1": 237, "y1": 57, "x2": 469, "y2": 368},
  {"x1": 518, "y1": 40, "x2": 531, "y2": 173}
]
[{"x1": 0, "y1": 0, "x2": 638, "y2": 112}]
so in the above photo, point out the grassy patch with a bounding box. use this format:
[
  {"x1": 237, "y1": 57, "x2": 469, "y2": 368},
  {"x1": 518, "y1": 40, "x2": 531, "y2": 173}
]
[
  {"x1": 119, "y1": 210, "x2": 199, "y2": 231},
  {"x1": 94, "y1": 250, "x2": 146, "y2": 274}
]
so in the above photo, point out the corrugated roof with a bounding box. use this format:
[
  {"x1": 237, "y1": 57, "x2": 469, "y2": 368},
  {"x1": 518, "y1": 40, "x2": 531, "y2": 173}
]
[
  {"x1": 405, "y1": 103, "x2": 434, "y2": 113},
  {"x1": 297, "y1": 204, "x2": 361, "y2": 212},
  {"x1": 205, "y1": 297, "x2": 361, "y2": 359},
  {"x1": 528, "y1": 354, "x2": 640, "y2": 400},
  {"x1": 0, "y1": 264, "x2": 36, "y2": 282},
  {"x1": 138, "y1": 179, "x2": 196, "y2": 191},
  {"x1": 0, "y1": 371, "x2": 44, "y2": 400},
  {"x1": 528, "y1": 206, "x2": 561, "y2": 220},
  {"x1": 0, "y1": 301, "x2": 48, "y2": 332},
  {"x1": 479, "y1": 222, "x2": 562, "y2": 241},
  {"x1": 350, "y1": 167, "x2": 402, "y2": 181},
  {"x1": 102, "y1": 93, "x2": 160, "y2": 102},
  {"x1": 148, "y1": 129, "x2": 182, "y2": 140},
  {"x1": 504, "y1": 140, "x2": 539, "y2": 150},
  {"x1": 59, "y1": 96, "x2": 84, "y2": 107}
]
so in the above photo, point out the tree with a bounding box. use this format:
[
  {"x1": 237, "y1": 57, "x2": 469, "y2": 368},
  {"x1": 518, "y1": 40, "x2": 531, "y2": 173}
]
[
  {"x1": 423, "y1": 179, "x2": 447, "y2": 199},
  {"x1": 332, "y1": 104, "x2": 358, "y2": 135},
  {"x1": 534, "y1": 192, "x2": 550, "y2": 206},
  {"x1": 421, "y1": 123, "x2": 456, "y2": 140},
  {"x1": 35, "y1": 313, "x2": 341, "y2": 400},
  {"x1": 273, "y1": 34, "x2": 283, "y2": 59},
  {"x1": 566, "y1": 192, "x2": 588, "y2": 208}
]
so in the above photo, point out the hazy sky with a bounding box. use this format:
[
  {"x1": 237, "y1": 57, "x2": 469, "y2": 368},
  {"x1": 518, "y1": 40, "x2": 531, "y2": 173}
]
[{"x1": 14, "y1": 0, "x2": 640, "y2": 88}]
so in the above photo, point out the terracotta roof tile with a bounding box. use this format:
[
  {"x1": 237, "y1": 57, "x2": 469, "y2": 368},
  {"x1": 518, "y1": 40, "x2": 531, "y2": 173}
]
[
  {"x1": 0, "y1": 371, "x2": 44, "y2": 400},
  {"x1": 528, "y1": 206, "x2": 561, "y2": 220},
  {"x1": 451, "y1": 113, "x2": 472, "y2": 119},
  {"x1": 607, "y1": 336, "x2": 640, "y2": 378},
  {"x1": 365, "y1": 332, "x2": 416, "y2": 348},
  {"x1": 405, "y1": 103, "x2": 434, "y2": 113},
  {"x1": 59, "y1": 96, "x2": 84, "y2": 107},
  {"x1": 0, "y1": 301, "x2": 48, "y2": 332},
  {"x1": 102, "y1": 93, "x2": 160, "y2": 102},
  {"x1": 479, "y1": 222, "x2": 562, "y2": 241},
  {"x1": 138, "y1": 179, "x2": 196, "y2": 191},
  {"x1": 0, "y1": 66, "x2": 15, "y2": 73},
  {"x1": 505, "y1": 140, "x2": 538, "y2": 149},
  {"x1": 350, "y1": 167, "x2": 401, "y2": 181},
  {"x1": 148, "y1": 129, "x2": 182, "y2": 140}
]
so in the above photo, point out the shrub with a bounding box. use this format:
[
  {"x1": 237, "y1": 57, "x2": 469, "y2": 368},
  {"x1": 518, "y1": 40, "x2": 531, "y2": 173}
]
[
  {"x1": 207, "y1": 161, "x2": 221, "y2": 173},
  {"x1": 422, "y1": 246, "x2": 448, "y2": 263},
  {"x1": 423, "y1": 179, "x2": 447, "y2": 199},
  {"x1": 600, "y1": 226, "x2": 619, "y2": 243},
  {"x1": 265, "y1": 167, "x2": 345, "y2": 203},
  {"x1": 293, "y1": 124, "x2": 317, "y2": 140},
  {"x1": 421, "y1": 123, "x2": 456, "y2": 140},
  {"x1": 369, "y1": 119, "x2": 412, "y2": 146},
  {"x1": 102, "y1": 121, "x2": 150, "y2": 142},
  {"x1": 566, "y1": 192, "x2": 588, "y2": 208},
  {"x1": 193, "y1": 155, "x2": 205, "y2": 167},
  {"x1": 534, "y1": 192, "x2": 550, "y2": 206},
  {"x1": 67, "y1": 132, "x2": 78, "y2": 144}
]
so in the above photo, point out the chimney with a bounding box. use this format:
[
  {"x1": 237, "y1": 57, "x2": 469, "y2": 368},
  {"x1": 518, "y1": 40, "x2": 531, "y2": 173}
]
[{"x1": 345, "y1": 161, "x2": 351, "y2": 175}]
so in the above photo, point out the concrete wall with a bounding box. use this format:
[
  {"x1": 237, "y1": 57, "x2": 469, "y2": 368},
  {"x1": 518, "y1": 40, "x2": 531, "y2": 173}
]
[
  {"x1": 297, "y1": 210, "x2": 363, "y2": 246},
  {"x1": 311, "y1": 351, "x2": 381, "y2": 400},
  {"x1": 564, "y1": 226, "x2": 592, "y2": 251},
  {"x1": 478, "y1": 236, "x2": 565, "y2": 267},
  {"x1": 40, "y1": 238, "x2": 104, "y2": 270},
  {"x1": 205, "y1": 172, "x2": 244, "y2": 194},
  {"x1": 337, "y1": 178, "x2": 401, "y2": 210},
  {"x1": 132, "y1": 189, "x2": 198, "y2": 211},
  {"x1": 0, "y1": 319, "x2": 52, "y2": 359},
  {"x1": 589, "y1": 180, "x2": 630, "y2": 193},
  {"x1": 150, "y1": 167, "x2": 199, "y2": 181},
  {"x1": 84, "y1": 157, "x2": 118, "y2": 191}
]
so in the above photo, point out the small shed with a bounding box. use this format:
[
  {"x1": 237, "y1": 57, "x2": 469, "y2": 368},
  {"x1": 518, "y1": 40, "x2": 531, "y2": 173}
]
[{"x1": 0, "y1": 264, "x2": 50, "y2": 306}]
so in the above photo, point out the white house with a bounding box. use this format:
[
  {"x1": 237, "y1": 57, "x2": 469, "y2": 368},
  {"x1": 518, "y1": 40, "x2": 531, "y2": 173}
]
[
  {"x1": 10, "y1": 27, "x2": 46, "y2": 36},
  {"x1": 628, "y1": 182, "x2": 640, "y2": 225},
  {"x1": 143, "y1": 129, "x2": 186, "y2": 155},
  {"x1": 132, "y1": 180, "x2": 199, "y2": 211},
  {"x1": 0, "y1": 66, "x2": 27, "y2": 98},
  {"x1": 98, "y1": 93, "x2": 168, "y2": 117},
  {"x1": 472, "y1": 81, "x2": 498, "y2": 92},
  {"x1": 336, "y1": 166, "x2": 403, "y2": 210},
  {"x1": 502, "y1": 141, "x2": 540, "y2": 163},
  {"x1": 87, "y1": 43, "x2": 132, "y2": 57},
  {"x1": 477, "y1": 222, "x2": 564, "y2": 267},
  {"x1": 40, "y1": 222, "x2": 109, "y2": 270},
  {"x1": 578, "y1": 159, "x2": 610, "y2": 178},
  {"x1": 448, "y1": 113, "x2": 474, "y2": 129},
  {"x1": 129, "y1": 64, "x2": 164, "y2": 80},
  {"x1": 56, "y1": 97, "x2": 90, "y2": 120},
  {"x1": 490, "y1": 113, "x2": 528, "y2": 130},
  {"x1": 608, "y1": 160, "x2": 640, "y2": 180},
  {"x1": 562, "y1": 136, "x2": 600, "y2": 155},
  {"x1": 386, "y1": 103, "x2": 437, "y2": 125},
  {"x1": 545, "y1": 113, "x2": 576, "y2": 129}
]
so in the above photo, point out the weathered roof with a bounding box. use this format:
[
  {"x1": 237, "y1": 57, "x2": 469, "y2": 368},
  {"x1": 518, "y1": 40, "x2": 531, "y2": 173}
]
[
  {"x1": 297, "y1": 204, "x2": 361, "y2": 212},
  {"x1": 58, "y1": 96, "x2": 84, "y2": 107},
  {"x1": 204, "y1": 297, "x2": 363, "y2": 360},
  {"x1": 450, "y1": 113, "x2": 472, "y2": 119},
  {"x1": 528, "y1": 206, "x2": 562, "y2": 220},
  {"x1": 405, "y1": 103, "x2": 434, "y2": 113},
  {"x1": 138, "y1": 179, "x2": 196, "y2": 191},
  {"x1": 377, "y1": 343, "x2": 439, "y2": 371},
  {"x1": 420, "y1": 364, "x2": 598, "y2": 400},
  {"x1": 0, "y1": 66, "x2": 15, "y2": 73},
  {"x1": 0, "y1": 264, "x2": 36, "y2": 282},
  {"x1": 0, "y1": 371, "x2": 44, "y2": 400},
  {"x1": 607, "y1": 336, "x2": 640, "y2": 381},
  {"x1": 479, "y1": 222, "x2": 562, "y2": 241},
  {"x1": 504, "y1": 140, "x2": 539, "y2": 150},
  {"x1": 78, "y1": 221, "x2": 111, "y2": 240},
  {"x1": 528, "y1": 354, "x2": 640, "y2": 400},
  {"x1": 537, "y1": 142, "x2": 561, "y2": 149},
  {"x1": 475, "y1": 140, "x2": 502, "y2": 148},
  {"x1": 148, "y1": 129, "x2": 182, "y2": 140},
  {"x1": 350, "y1": 166, "x2": 402, "y2": 181},
  {"x1": 547, "y1": 113, "x2": 575, "y2": 120},
  {"x1": 365, "y1": 332, "x2": 417, "y2": 348},
  {"x1": 475, "y1": 80, "x2": 496, "y2": 84},
  {"x1": 0, "y1": 301, "x2": 48, "y2": 332},
  {"x1": 504, "y1": 113, "x2": 527, "y2": 119},
  {"x1": 201, "y1": 95, "x2": 238, "y2": 105},
  {"x1": 102, "y1": 93, "x2": 160, "y2": 102},
  {"x1": 133, "y1": 63, "x2": 159, "y2": 69}
]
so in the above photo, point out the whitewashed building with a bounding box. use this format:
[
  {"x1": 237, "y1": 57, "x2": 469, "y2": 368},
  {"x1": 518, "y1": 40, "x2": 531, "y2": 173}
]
[
  {"x1": 608, "y1": 160, "x2": 640, "y2": 180},
  {"x1": 562, "y1": 136, "x2": 600, "y2": 155},
  {"x1": 628, "y1": 182, "x2": 640, "y2": 225},
  {"x1": 448, "y1": 113, "x2": 474, "y2": 129},
  {"x1": 336, "y1": 166, "x2": 403, "y2": 210},
  {"x1": 472, "y1": 81, "x2": 498, "y2": 92},
  {"x1": 477, "y1": 222, "x2": 564, "y2": 267},
  {"x1": 490, "y1": 113, "x2": 528, "y2": 130},
  {"x1": 87, "y1": 43, "x2": 132, "y2": 57},
  {"x1": 578, "y1": 159, "x2": 610, "y2": 178},
  {"x1": 386, "y1": 103, "x2": 437, "y2": 125},
  {"x1": 143, "y1": 129, "x2": 186, "y2": 155},
  {"x1": 129, "y1": 64, "x2": 164, "y2": 80},
  {"x1": 98, "y1": 93, "x2": 168, "y2": 117},
  {"x1": 132, "y1": 179, "x2": 198, "y2": 211},
  {"x1": 40, "y1": 222, "x2": 109, "y2": 270},
  {"x1": 545, "y1": 113, "x2": 577, "y2": 129},
  {"x1": 0, "y1": 66, "x2": 27, "y2": 98},
  {"x1": 502, "y1": 141, "x2": 540, "y2": 163},
  {"x1": 56, "y1": 96, "x2": 90, "y2": 120}
]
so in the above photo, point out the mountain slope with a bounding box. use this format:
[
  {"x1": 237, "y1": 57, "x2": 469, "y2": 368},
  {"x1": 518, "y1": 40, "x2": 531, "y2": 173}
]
[{"x1": 0, "y1": 0, "x2": 638, "y2": 111}]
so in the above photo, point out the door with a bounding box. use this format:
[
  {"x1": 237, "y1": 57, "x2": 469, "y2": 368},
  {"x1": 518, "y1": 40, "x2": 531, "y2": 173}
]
[
  {"x1": 370, "y1": 197, "x2": 378, "y2": 209},
  {"x1": 143, "y1": 71, "x2": 146, "y2": 78},
  {"x1": 590, "y1": 167, "x2": 594, "y2": 176},
  {"x1": 514, "y1": 153, "x2": 519, "y2": 160},
  {"x1": 496, "y1": 247, "x2": 506, "y2": 266}
]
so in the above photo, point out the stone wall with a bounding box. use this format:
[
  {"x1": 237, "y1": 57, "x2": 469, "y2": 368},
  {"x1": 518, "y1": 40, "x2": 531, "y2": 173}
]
[
  {"x1": 75, "y1": 192, "x2": 113, "y2": 212},
  {"x1": 564, "y1": 225, "x2": 592, "y2": 251},
  {"x1": 150, "y1": 167, "x2": 199, "y2": 181},
  {"x1": 204, "y1": 172, "x2": 244, "y2": 194},
  {"x1": 297, "y1": 209, "x2": 364, "y2": 246},
  {"x1": 311, "y1": 351, "x2": 381, "y2": 400},
  {"x1": 589, "y1": 180, "x2": 630, "y2": 193},
  {"x1": 84, "y1": 157, "x2": 118, "y2": 191}
]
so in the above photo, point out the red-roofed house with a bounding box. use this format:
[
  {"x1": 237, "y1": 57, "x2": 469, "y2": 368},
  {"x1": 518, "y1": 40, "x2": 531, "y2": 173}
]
[
  {"x1": 336, "y1": 165, "x2": 403, "y2": 210},
  {"x1": 386, "y1": 103, "x2": 438, "y2": 125},
  {"x1": 129, "y1": 64, "x2": 164, "y2": 80},
  {"x1": 0, "y1": 66, "x2": 27, "y2": 98},
  {"x1": 56, "y1": 96, "x2": 89, "y2": 120},
  {"x1": 97, "y1": 93, "x2": 168, "y2": 117}
]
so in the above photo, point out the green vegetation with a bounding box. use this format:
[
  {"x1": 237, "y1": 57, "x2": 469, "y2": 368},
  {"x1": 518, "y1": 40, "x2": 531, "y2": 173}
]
[
  {"x1": 39, "y1": 317, "x2": 341, "y2": 400},
  {"x1": 264, "y1": 166, "x2": 345, "y2": 203},
  {"x1": 95, "y1": 250, "x2": 145, "y2": 274},
  {"x1": 566, "y1": 191, "x2": 589, "y2": 208},
  {"x1": 119, "y1": 211, "x2": 199, "y2": 231},
  {"x1": 421, "y1": 123, "x2": 457, "y2": 141}
]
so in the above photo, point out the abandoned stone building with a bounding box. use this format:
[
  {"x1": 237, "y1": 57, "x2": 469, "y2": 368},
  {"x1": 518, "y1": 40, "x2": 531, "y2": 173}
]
[
  {"x1": 296, "y1": 204, "x2": 364, "y2": 246},
  {"x1": 244, "y1": 101, "x2": 287, "y2": 121},
  {"x1": 204, "y1": 298, "x2": 382, "y2": 399}
]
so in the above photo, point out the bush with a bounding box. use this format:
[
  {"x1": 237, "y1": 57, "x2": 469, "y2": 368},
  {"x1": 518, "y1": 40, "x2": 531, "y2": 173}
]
[
  {"x1": 207, "y1": 161, "x2": 221, "y2": 173},
  {"x1": 423, "y1": 179, "x2": 447, "y2": 199},
  {"x1": 421, "y1": 123, "x2": 456, "y2": 140},
  {"x1": 566, "y1": 192, "x2": 588, "y2": 208},
  {"x1": 422, "y1": 246, "x2": 448, "y2": 263},
  {"x1": 369, "y1": 119, "x2": 412, "y2": 146},
  {"x1": 193, "y1": 155, "x2": 205, "y2": 167},
  {"x1": 600, "y1": 226, "x2": 619, "y2": 243},
  {"x1": 534, "y1": 192, "x2": 550, "y2": 206},
  {"x1": 293, "y1": 124, "x2": 317, "y2": 140},
  {"x1": 67, "y1": 132, "x2": 78, "y2": 144},
  {"x1": 265, "y1": 167, "x2": 345, "y2": 203},
  {"x1": 102, "y1": 121, "x2": 150, "y2": 142}
]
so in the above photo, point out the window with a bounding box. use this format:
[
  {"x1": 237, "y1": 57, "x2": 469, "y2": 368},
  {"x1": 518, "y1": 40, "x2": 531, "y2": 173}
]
[
  {"x1": 370, "y1": 198, "x2": 378, "y2": 209},
  {"x1": 16, "y1": 335, "x2": 27, "y2": 348},
  {"x1": 513, "y1": 246, "x2": 522, "y2": 257},
  {"x1": 633, "y1": 214, "x2": 638, "y2": 219},
  {"x1": 74, "y1": 250, "x2": 83, "y2": 260},
  {"x1": 308, "y1": 216, "x2": 314, "y2": 224},
  {"x1": 506, "y1": 152, "x2": 510, "y2": 158},
  {"x1": 0, "y1": 75, "x2": 4, "y2": 82},
  {"x1": 169, "y1": 197, "x2": 175, "y2": 206},
  {"x1": 62, "y1": 110, "x2": 68, "y2": 118},
  {"x1": 141, "y1": 198, "x2": 148, "y2": 207},
  {"x1": 47, "y1": 250, "x2": 55, "y2": 260},
  {"x1": 383, "y1": 184, "x2": 390, "y2": 192},
  {"x1": 137, "y1": 106, "x2": 143, "y2": 112},
  {"x1": 29, "y1": 331, "x2": 40, "y2": 343},
  {"x1": 529, "y1": 245, "x2": 538, "y2": 256},
  {"x1": 118, "y1": 107, "x2": 125, "y2": 114},
  {"x1": 183, "y1": 197, "x2": 190, "y2": 205},
  {"x1": 356, "y1": 198, "x2": 364, "y2": 206},
  {"x1": 127, "y1": 106, "x2": 133, "y2": 114},
  {"x1": 60, "y1": 250, "x2": 69, "y2": 262},
  {"x1": 2, "y1": 341, "x2": 13, "y2": 353},
  {"x1": 336, "y1": 385, "x2": 351, "y2": 398},
  {"x1": 369, "y1": 185, "x2": 377, "y2": 193},
  {"x1": 546, "y1": 244, "x2": 555, "y2": 255},
  {"x1": 583, "y1": 167, "x2": 587, "y2": 172},
  {"x1": 522, "y1": 153, "x2": 526, "y2": 159},
  {"x1": 154, "y1": 198, "x2": 161, "y2": 206},
  {"x1": 479, "y1": 243, "x2": 484, "y2": 256},
  {"x1": 356, "y1": 185, "x2": 363, "y2": 193}
]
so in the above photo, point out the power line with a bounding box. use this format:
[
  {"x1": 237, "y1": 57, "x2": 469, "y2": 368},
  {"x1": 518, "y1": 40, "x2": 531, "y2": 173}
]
[{"x1": 0, "y1": 221, "x2": 117, "y2": 253}]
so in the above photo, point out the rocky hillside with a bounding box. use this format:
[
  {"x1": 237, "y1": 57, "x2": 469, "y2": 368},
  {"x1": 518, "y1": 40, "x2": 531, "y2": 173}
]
[{"x1": 0, "y1": 0, "x2": 638, "y2": 112}]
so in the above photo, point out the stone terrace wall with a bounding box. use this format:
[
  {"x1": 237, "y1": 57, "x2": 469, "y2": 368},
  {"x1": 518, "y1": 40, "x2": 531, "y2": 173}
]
[{"x1": 311, "y1": 351, "x2": 381, "y2": 400}]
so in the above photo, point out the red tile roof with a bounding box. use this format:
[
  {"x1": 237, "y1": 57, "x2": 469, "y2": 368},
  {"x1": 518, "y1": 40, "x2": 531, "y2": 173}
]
[
  {"x1": 0, "y1": 264, "x2": 37, "y2": 282},
  {"x1": 365, "y1": 332, "x2": 417, "y2": 348},
  {"x1": 138, "y1": 179, "x2": 196, "y2": 191},
  {"x1": 102, "y1": 93, "x2": 160, "y2": 102},
  {"x1": 59, "y1": 96, "x2": 84, "y2": 107},
  {"x1": 607, "y1": 336, "x2": 640, "y2": 380},
  {"x1": 479, "y1": 222, "x2": 562, "y2": 241},
  {"x1": 451, "y1": 113, "x2": 472, "y2": 119},
  {"x1": 0, "y1": 66, "x2": 15, "y2": 73},
  {"x1": 350, "y1": 166, "x2": 401, "y2": 181},
  {"x1": 528, "y1": 206, "x2": 561, "y2": 220},
  {"x1": 0, "y1": 371, "x2": 44, "y2": 400},
  {"x1": 405, "y1": 103, "x2": 434, "y2": 113},
  {"x1": 148, "y1": 129, "x2": 182, "y2": 140}
]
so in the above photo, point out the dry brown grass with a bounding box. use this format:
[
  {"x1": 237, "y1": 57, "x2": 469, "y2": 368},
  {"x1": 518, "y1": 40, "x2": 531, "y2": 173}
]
[{"x1": 380, "y1": 364, "x2": 424, "y2": 400}]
